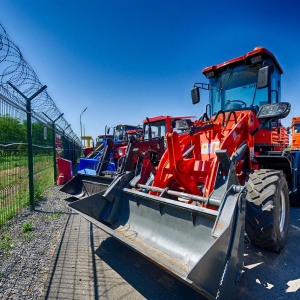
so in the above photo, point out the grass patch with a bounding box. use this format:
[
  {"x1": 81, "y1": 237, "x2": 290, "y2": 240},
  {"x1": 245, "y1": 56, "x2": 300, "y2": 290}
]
[
  {"x1": 20, "y1": 232, "x2": 35, "y2": 241},
  {"x1": 0, "y1": 162, "x2": 54, "y2": 230},
  {"x1": 0, "y1": 232, "x2": 13, "y2": 258},
  {"x1": 42, "y1": 211, "x2": 63, "y2": 220},
  {"x1": 20, "y1": 221, "x2": 36, "y2": 241},
  {"x1": 49, "y1": 212, "x2": 62, "y2": 219},
  {"x1": 22, "y1": 221, "x2": 34, "y2": 233}
]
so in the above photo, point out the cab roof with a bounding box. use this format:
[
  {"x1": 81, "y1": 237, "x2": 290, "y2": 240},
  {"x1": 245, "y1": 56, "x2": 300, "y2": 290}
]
[
  {"x1": 126, "y1": 129, "x2": 143, "y2": 134},
  {"x1": 202, "y1": 47, "x2": 283, "y2": 75},
  {"x1": 114, "y1": 124, "x2": 137, "y2": 127},
  {"x1": 98, "y1": 134, "x2": 113, "y2": 138},
  {"x1": 142, "y1": 115, "x2": 195, "y2": 124}
]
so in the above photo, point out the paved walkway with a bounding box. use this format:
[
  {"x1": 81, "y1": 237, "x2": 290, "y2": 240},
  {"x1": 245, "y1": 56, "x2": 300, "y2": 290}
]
[
  {"x1": 44, "y1": 165, "x2": 203, "y2": 299},
  {"x1": 44, "y1": 212, "x2": 202, "y2": 300},
  {"x1": 44, "y1": 213, "x2": 145, "y2": 300},
  {"x1": 44, "y1": 201, "x2": 300, "y2": 300}
]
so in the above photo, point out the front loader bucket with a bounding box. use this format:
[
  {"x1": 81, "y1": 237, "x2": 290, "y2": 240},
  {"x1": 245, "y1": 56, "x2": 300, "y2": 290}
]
[
  {"x1": 60, "y1": 173, "x2": 114, "y2": 200},
  {"x1": 69, "y1": 172, "x2": 246, "y2": 299}
]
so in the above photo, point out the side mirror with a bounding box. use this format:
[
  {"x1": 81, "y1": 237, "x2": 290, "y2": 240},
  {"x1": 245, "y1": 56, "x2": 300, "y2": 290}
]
[
  {"x1": 287, "y1": 127, "x2": 290, "y2": 134},
  {"x1": 257, "y1": 65, "x2": 273, "y2": 89},
  {"x1": 191, "y1": 87, "x2": 200, "y2": 104},
  {"x1": 107, "y1": 127, "x2": 110, "y2": 134}
]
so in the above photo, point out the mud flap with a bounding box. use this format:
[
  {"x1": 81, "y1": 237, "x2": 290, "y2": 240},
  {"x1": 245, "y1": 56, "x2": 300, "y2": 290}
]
[{"x1": 68, "y1": 174, "x2": 246, "y2": 299}]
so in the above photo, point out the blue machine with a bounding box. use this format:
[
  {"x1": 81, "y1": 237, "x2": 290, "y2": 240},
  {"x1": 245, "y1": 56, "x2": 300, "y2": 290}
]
[{"x1": 77, "y1": 124, "x2": 137, "y2": 175}]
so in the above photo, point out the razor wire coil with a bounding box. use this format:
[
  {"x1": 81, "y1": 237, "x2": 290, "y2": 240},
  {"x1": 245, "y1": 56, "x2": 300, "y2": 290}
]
[{"x1": 0, "y1": 22, "x2": 80, "y2": 144}]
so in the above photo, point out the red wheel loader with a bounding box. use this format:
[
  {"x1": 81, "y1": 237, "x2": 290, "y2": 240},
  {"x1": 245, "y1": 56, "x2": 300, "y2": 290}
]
[
  {"x1": 116, "y1": 115, "x2": 195, "y2": 174},
  {"x1": 68, "y1": 47, "x2": 299, "y2": 299}
]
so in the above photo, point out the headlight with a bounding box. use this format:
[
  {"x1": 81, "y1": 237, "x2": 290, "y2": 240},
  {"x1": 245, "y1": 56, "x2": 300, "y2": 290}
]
[
  {"x1": 257, "y1": 102, "x2": 291, "y2": 119},
  {"x1": 175, "y1": 119, "x2": 192, "y2": 130}
]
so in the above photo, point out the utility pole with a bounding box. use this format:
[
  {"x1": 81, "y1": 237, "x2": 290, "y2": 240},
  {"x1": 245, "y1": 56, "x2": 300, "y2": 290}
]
[{"x1": 80, "y1": 107, "x2": 87, "y2": 147}]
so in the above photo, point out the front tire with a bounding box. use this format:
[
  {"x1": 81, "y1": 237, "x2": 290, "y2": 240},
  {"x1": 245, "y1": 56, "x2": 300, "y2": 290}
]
[{"x1": 245, "y1": 169, "x2": 290, "y2": 253}]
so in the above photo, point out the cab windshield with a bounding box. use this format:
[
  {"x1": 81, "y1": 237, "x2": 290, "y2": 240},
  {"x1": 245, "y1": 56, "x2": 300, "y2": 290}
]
[
  {"x1": 96, "y1": 137, "x2": 104, "y2": 143},
  {"x1": 209, "y1": 64, "x2": 268, "y2": 115},
  {"x1": 144, "y1": 121, "x2": 166, "y2": 139},
  {"x1": 113, "y1": 125, "x2": 137, "y2": 141},
  {"x1": 293, "y1": 123, "x2": 300, "y2": 134}
]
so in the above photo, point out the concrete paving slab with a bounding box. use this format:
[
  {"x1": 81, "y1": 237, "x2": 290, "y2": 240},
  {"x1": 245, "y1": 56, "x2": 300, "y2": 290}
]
[{"x1": 44, "y1": 206, "x2": 300, "y2": 299}]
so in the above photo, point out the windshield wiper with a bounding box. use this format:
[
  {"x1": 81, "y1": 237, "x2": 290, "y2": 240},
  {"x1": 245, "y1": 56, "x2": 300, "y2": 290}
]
[
  {"x1": 218, "y1": 67, "x2": 233, "y2": 91},
  {"x1": 217, "y1": 67, "x2": 233, "y2": 105},
  {"x1": 250, "y1": 83, "x2": 258, "y2": 109}
]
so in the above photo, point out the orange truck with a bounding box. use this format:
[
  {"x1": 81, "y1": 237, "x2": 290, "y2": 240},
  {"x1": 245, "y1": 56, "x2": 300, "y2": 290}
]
[{"x1": 291, "y1": 117, "x2": 300, "y2": 150}]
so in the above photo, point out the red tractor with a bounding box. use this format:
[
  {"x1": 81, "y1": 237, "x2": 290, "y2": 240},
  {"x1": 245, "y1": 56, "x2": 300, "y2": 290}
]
[
  {"x1": 69, "y1": 47, "x2": 299, "y2": 299},
  {"x1": 115, "y1": 127, "x2": 144, "y2": 165},
  {"x1": 116, "y1": 115, "x2": 194, "y2": 174}
]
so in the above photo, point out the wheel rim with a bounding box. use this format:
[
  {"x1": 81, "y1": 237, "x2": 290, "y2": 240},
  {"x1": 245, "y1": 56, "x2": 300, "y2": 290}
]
[{"x1": 279, "y1": 190, "x2": 286, "y2": 233}]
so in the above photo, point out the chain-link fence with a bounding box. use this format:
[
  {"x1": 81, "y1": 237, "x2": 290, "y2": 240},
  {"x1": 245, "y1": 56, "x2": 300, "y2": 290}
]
[
  {"x1": 0, "y1": 94, "x2": 81, "y2": 228},
  {"x1": 0, "y1": 97, "x2": 29, "y2": 227},
  {"x1": 0, "y1": 22, "x2": 81, "y2": 229}
]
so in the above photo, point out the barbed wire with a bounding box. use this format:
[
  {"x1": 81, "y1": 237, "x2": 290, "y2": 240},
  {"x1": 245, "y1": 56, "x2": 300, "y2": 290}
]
[{"x1": 0, "y1": 22, "x2": 80, "y2": 144}]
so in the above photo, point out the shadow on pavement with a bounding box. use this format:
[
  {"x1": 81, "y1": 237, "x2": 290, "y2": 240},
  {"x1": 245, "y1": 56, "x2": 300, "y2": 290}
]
[{"x1": 95, "y1": 235, "x2": 205, "y2": 300}]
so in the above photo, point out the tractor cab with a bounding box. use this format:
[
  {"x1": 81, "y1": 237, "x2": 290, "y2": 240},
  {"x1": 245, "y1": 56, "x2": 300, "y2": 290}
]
[
  {"x1": 116, "y1": 116, "x2": 195, "y2": 173},
  {"x1": 191, "y1": 47, "x2": 288, "y2": 151},
  {"x1": 192, "y1": 47, "x2": 283, "y2": 115},
  {"x1": 113, "y1": 124, "x2": 137, "y2": 142},
  {"x1": 95, "y1": 134, "x2": 113, "y2": 148},
  {"x1": 116, "y1": 128, "x2": 144, "y2": 158},
  {"x1": 125, "y1": 128, "x2": 144, "y2": 140},
  {"x1": 143, "y1": 115, "x2": 194, "y2": 139},
  {"x1": 143, "y1": 116, "x2": 167, "y2": 139}
]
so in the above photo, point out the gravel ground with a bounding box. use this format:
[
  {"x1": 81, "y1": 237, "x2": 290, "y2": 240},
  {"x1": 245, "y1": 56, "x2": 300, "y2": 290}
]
[
  {"x1": 0, "y1": 184, "x2": 299, "y2": 300},
  {"x1": 0, "y1": 186, "x2": 71, "y2": 300}
]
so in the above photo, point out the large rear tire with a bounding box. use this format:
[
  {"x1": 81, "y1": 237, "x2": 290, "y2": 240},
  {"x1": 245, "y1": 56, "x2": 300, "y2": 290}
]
[{"x1": 245, "y1": 169, "x2": 290, "y2": 253}]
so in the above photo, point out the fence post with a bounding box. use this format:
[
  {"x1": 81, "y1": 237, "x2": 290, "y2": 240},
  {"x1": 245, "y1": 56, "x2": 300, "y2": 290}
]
[
  {"x1": 64, "y1": 124, "x2": 71, "y2": 160},
  {"x1": 7, "y1": 82, "x2": 47, "y2": 210}
]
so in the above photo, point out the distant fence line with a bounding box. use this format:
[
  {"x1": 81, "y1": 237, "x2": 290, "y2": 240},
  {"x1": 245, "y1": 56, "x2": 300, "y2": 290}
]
[{"x1": 0, "y1": 22, "x2": 81, "y2": 229}]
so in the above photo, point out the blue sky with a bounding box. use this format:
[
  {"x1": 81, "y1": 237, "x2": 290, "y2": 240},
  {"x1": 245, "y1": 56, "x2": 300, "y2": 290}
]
[{"x1": 1, "y1": 0, "x2": 300, "y2": 141}]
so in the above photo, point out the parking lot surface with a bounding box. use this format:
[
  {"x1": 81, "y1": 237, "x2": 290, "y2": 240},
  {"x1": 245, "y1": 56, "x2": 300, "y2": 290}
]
[{"x1": 45, "y1": 205, "x2": 300, "y2": 300}]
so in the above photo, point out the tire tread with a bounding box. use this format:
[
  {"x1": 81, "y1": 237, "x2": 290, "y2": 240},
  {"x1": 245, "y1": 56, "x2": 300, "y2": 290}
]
[{"x1": 245, "y1": 169, "x2": 289, "y2": 252}]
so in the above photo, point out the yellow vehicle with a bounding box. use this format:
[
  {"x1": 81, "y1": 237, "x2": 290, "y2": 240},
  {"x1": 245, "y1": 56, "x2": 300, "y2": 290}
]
[{"x1": 81, "y1": 135, "x2": 94, "y2": 156}]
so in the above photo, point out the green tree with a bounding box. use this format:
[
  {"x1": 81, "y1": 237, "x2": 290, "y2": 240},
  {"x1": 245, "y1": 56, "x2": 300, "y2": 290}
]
[{"x1": 0, "y1": 115, "x2": 26, "y2": 144}]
